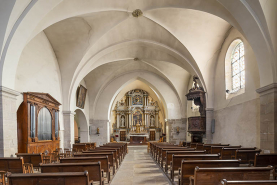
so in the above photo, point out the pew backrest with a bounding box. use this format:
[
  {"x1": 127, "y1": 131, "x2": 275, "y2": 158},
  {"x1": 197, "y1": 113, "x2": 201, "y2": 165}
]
[
  {"x1": 15, "y1": 153, "x2": 42, "y2": 168},
  {"x1": 40, "y1": 162, "x2": 102, "y2": 183},
  {"x1": 235, "y1": 150, "x2": 261, "y2": 164},
  {"x1": 221, "y1": 148, "x2": 257, "y2": 160},
  {"x1": 7, "y1": 171, "x2": 92, "y2": 185},
  {"x1": 180, "y1": 160, "x2": 241, "y2": 185},
  {"x1": 221, "y1": 179, "x2": 277, "y2": 185},
  {"x1": 254, "y1": 153, "x2": 277, "y2": 167},
  {"x1": 193, "y1": 166, "x2": 273, "y2": 185},
  {"x1": 0, "y1": 157, "x2": 23, "y2": 173}
]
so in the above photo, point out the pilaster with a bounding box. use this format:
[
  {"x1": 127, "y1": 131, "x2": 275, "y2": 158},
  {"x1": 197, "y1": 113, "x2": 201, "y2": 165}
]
[
  {"x1": 63, "y1": 111, "x2": 75, "y2": 149},
  {"x1": 205, "y1": 108, "x2": 214, "y2": 144},
  {"x1": 256, "y1": 83, "x2": 277, "y2": 152},
  {"x1": 0, "y1": 86, "x2": 20, "y2": 157}
]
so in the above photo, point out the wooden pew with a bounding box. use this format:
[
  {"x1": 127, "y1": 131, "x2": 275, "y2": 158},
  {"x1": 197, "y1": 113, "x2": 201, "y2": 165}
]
[
  {"x1": 60, "y1": 156, "x2": 111, "y2": 183},
  {"x1": 83, "y1": 149, "x2": 119, "y2": 169},
  {"x1": 164, "y1": 151, "x2": 205, "y2": 172},
  {"x1": 73, "y1": 144, "x2": 88, "y2": 152},
  {"x1": 40, "y1": 162, "x2": 104, "y2": 185},
  {"x1": 254, "y1": 153, "x2": 277, "y2": 179},
  {"x1": 0, "y1": 157, "x2": 23, "y2": 173},
  {"x1": 204, "y1": 144, "x2": 229, "y2": 154},
  {"x1": 155, "y1": 146, "x2": 183, "y2": 161},
  {"x1": 15, "y1": 153, "x2": 42, "y2": 169},
  {"x1": 235, "y1": 150, "x2": 261, "y2": 165},
  {"x1": 170, "y1": 154, "x2": 220, "y2": 181},
  {"x1": 94, "y1": 147, "x2": 122, "y2": 164},
  {"x1": 7, "y1": 171, "x2": 93, "y2": 185},
  {"x1": 211, "y1": 145, "x2": 241, "y2": 155},
  {"x1": 79, "y1": 142, "x2": 96, "y2": 150},
  {"x1": 221, "y1": 147, "x2": 257, "y2": 160},
  {"x1": 178, "y1": 159, "x2": 241, "y2": 185},
  {"x1": 195, "y1": 144, "x2": 204, "y2": 151},
  {"x1": 74, "y1": 152, "x2": 116, "y2": 175},
  {"x1": 151, "y1": 143, "x2": 176, "y2": 157},
  {"x1": 160, "y1": 148, "x2": 196, "y2": 168},
  {"x1": 157, "y1": 147, "x2": 193, "y2": 164},
  {"x1": 190, "y1": 166, "x2": 273, "y2": 185},
  {"x1": 100, "y1": 144, "x2": 126, "y2": 160},
  {"x1": 190, "y1": 143, "x2": 202, "y2": 149},
  {"x1": 221, "y1": 179, "x2": 277, "y2": 185}
]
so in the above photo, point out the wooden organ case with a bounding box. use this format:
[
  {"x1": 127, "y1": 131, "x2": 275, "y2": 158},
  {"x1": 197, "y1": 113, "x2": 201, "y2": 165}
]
[
  {"x1": 17, "y1": 92, "x2": 61, "y2": 154},
  {"x1": 186, "y1": 76, "x2": 206, "y2": 143}
]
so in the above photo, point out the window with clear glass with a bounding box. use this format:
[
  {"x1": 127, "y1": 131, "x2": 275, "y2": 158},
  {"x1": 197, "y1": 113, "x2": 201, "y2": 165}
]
[
  {"x1": 55, "y1": 111, "x2": 59, "y2": 139},
  {"x1": 30, "y1": 105, "x2": 36, "y2": 138},
  {"x1": 231, "y1": 42, "x2": 245, "y2": 91},
  {"x1": 38, "y1": 107, "x2": 52, "y2": 140}
]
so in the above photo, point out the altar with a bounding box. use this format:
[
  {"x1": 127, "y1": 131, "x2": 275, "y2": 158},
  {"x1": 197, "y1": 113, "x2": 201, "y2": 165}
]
[{"x1": 129, "y1": 134, "x2": 148, "y2": 144}]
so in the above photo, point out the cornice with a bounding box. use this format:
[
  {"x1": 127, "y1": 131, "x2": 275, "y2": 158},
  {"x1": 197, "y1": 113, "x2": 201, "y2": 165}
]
[
  {"x1": 0, "y1": 86, "x2": 20, "y2": 99},
  {"x1": 256, "y1": 83, "x2": 277, "y2": 96}
]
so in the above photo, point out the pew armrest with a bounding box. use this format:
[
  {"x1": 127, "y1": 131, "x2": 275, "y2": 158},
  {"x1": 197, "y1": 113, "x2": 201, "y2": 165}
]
[{"x1": 189, "y1": 176, "x2": 194, "y2": 185}]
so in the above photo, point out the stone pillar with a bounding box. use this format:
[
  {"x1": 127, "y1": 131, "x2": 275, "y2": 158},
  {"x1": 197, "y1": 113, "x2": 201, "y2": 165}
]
[
  {"x1": 129, "y1": 113, "x2": 132, "y2": 128},
  {"x1": 205, "y1": 108, "x2": 214, "y2": 144},
  {"x1": 116, "y1": 113, "x2": 120, "y2": 128},
  {"x1": 0, "y1": 86, "x2": 20, "y2": 157},
  {"x1": 256, "y1": 83, "x2": 277, "y2": 153},
  {"x1": 155, "y1": 111, "x2": 159, "y2": 127},
  {"x1": 126, "y1": 114, "x2": 129, "y2": 128},
  {"x1": 63, "y1": 111, "x2": 75, "y2": 150}
]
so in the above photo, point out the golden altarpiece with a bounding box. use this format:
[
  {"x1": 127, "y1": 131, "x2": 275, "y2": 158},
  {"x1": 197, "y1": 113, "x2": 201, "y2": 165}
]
[{"x1": 113, "y1": 89, "x2": 162, "y2": 143}]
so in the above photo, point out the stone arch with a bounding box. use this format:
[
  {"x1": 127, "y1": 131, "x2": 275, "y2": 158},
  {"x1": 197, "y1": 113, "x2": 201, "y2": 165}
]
[{"x1": 74, "y1": 109, "x2": 89, "y2": 143}]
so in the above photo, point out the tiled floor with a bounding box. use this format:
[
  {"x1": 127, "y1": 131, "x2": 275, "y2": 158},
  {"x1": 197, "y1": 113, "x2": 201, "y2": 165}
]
[{"x1": 111, "y1": 146, "x2": 171, "y2": 185}]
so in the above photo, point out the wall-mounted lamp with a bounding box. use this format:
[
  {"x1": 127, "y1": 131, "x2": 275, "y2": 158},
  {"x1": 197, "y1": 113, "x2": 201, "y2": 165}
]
[
  {"x1": 176, "y1": 126, "x2": 180, "y2": 134},
  {"x1": 96, "y1": 127, "x2": 100, "y2": 136}
]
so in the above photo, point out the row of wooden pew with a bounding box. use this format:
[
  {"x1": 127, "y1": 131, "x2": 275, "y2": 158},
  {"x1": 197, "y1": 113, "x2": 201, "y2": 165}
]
[
  {"x1": 0, "y1": 142, "x2": 127, "y2": 185},
  {"x1": 149, "y1": 142, "x2": 277, "y2": 185}
]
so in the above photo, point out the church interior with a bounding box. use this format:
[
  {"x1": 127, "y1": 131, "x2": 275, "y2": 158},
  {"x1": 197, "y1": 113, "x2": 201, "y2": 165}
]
[{"x1": 0, "y1": 0, "x2": 277, "y2": 184}]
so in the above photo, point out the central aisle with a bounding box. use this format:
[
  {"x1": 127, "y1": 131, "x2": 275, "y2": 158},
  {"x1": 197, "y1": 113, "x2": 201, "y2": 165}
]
[{"x1": 111, "y1": 145, "x2": 171, "y2": 185}]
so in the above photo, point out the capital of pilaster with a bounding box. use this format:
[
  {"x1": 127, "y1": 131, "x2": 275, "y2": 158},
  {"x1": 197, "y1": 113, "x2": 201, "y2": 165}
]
[
  {"x1": 206, "y1": 108, "x2": 214, "y2": 112},
  {"x1": 0, "y1": 86, "x2": 20, "y2": 99},
  {"x1": 256, "y1": 83, "x2": 277, "y2": 96},
  {"x1": 63, "y1": 111, "x2": 75, "y2": 116}
]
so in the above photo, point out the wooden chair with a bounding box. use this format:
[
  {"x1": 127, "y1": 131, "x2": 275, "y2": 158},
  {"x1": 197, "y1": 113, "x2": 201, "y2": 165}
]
[
  {"x1": 0, "y1": 171, "x2": 6, "y2": 185},
  {"x1": 57, "y1": 148, "x2": 63, "y2": 154},
  {"x1": 42, "y1": 156, "x2": 51, "y2": 164},
  {"x1": 58, "y1": 153, "x2": 66, "y2": 159},
  {"x1": 23, "y1": 163, "x2": 34, "y2": 174},
  {"x1": 65, "y1": 151, "x2": 72, "y2": 158}
]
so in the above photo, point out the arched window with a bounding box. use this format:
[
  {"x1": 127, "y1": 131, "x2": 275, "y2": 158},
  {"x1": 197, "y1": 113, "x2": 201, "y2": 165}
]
[{"x1": 231, "y1": 41, "x2": 245, "y2": 91}]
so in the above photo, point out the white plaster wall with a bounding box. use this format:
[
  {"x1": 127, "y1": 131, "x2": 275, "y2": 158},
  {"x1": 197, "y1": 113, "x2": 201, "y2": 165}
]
[
  {"x1": 213, "y1": 28, "x2": 260, "y2": 147},
  {"x1": 14, "y1": 31, "x2": 64, "y2": 146}
]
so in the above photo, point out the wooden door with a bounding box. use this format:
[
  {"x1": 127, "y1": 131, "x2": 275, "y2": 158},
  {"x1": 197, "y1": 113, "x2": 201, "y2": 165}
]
[
  {"x1": 150, "y1": 131, "x2": 155, "y2": 141},
  {"x1": 120, "y1": 131, "x2": 126, "y2": 141}
]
